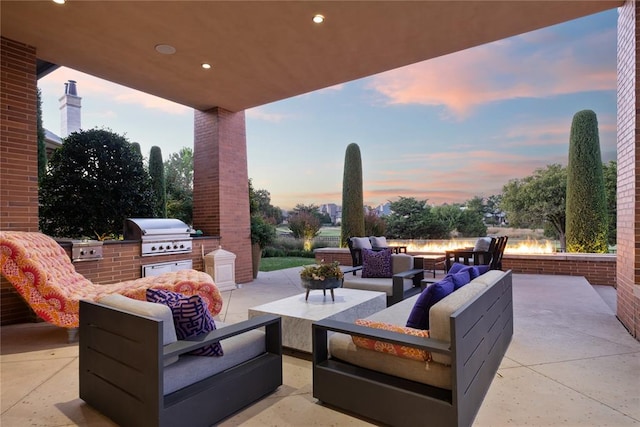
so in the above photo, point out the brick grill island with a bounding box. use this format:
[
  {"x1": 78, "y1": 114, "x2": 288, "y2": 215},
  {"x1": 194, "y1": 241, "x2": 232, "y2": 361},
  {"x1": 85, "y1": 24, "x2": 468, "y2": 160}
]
[{"x1": 314, "y1": 248, "x2": 616, "y2": 287}]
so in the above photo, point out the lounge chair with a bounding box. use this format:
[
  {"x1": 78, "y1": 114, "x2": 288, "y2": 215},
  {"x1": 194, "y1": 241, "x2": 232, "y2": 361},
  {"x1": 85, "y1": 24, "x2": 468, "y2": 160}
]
[{"x1": 0, "y1": 231, "x2": 222, "y2": 341}]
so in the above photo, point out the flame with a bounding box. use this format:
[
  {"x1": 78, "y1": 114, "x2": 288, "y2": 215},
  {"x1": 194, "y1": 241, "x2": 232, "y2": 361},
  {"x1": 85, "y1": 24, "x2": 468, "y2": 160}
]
[
  {"x1": 405, "y1": 241, "x2": 474, "y2": 253},
  {"x1": 504, "y1": 239, "x2": 555, "y2": 254},
  {"x1": 400, "y1": 238, "x2": 555, "y2": 254}
]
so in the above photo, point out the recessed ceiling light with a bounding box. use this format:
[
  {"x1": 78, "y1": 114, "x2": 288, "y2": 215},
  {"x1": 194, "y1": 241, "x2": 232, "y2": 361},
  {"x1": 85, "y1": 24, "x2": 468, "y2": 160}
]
[
  {"x1": 201, "y1": 63, "x2": 212, "y2": 70},
  {"x1": 313, "y1": 14, "x2": 325, "y2": 24},
  {"x1": 53, "y1": 0, "x2": 66, "y2": 4},
  {"x1": 155, "y1": 44, "x2": 176, "y2": 55}
]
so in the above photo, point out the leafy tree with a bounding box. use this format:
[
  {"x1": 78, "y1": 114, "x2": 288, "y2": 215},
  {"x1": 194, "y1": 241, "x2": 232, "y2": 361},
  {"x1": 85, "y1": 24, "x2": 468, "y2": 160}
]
[
  {"x1": 292, "y1": 204, "x2": 319, "y2": 215},
  {"x1": 288, "y1": 211, "x2": 320, "y2": 251},
  {"x1": 602, "y1": 160, "x2": 617, "y2": 245},
  {"x1": 500, "y1": 164, "x2": 567, "y2": 249},
  {"x1": 250, "y1": 214, "x2": 276, "y2": 248},
  {"x1": 456, "y1": 209, "x2": 487, "y2": 237},
  {"x1": 364, "y1": 210, "x2": 386, "y2": 236},
  {"x1": 249, "y1": 179, "x2": 276, "y2": 248},
  {"x1": 165, "y1": 147, "x2": 193, "y2": 224},
  {"x1": 39, "y1": 128, "x2": 154, "y2": 239},
  {"x1": 37, "y1": 88, "x2": 47, "y2": 182},
  {"x1": 340, "y1": 143, "x2": 365, "y2": 246},
  {"x1": 465, "y1": 196, "x2": 485, "y2": 216},
  {"x1": 431, "y1": 204, "x2": 462, "y2": 231},
  {"x1": 149, "y1": 146, "x2": 166, "y2": 218},
  {"x1": 385, "y1": 197, "x2": 451, "y2": 239},
  {"x1": 566, "y1": 110, "x2": 608, "y2": 253},
  {"x1": 253, "y1": 188, "x2": 283, "y2": 224},
  {"x1": 484, "y1": 194, "x2": 503, "y2": 225},
  {"x1": 292, "y1": 203, "x2": 329, "y2": 224}
]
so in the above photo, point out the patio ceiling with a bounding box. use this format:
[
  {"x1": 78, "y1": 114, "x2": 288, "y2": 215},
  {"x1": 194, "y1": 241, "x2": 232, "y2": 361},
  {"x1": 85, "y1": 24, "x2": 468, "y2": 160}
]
[{"x1": 1, "y1": 1, "x2": 622, "y2": 112}]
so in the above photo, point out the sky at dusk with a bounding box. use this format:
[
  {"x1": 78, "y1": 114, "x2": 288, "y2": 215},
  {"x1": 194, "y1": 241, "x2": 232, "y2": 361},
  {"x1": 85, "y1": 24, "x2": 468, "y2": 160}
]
[{"x1": 39, "y1": 9, "x2": 617, "y2": 211}]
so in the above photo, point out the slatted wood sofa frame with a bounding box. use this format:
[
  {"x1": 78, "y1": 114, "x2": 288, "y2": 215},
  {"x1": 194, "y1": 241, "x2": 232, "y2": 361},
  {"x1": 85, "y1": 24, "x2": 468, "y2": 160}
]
[
  {"x1": 312, "y1": 270, "x2": 513, "y2": 427},
  {"x1": 79, "y1": 300, "x2": 282, "y2": 427}
]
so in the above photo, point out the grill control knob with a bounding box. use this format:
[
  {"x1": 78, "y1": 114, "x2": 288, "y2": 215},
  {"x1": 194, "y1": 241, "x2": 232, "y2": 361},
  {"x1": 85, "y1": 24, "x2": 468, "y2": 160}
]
[
  {"x1": 179, "y1": 244, "x2": 184, "y2": 248},
  {"x1": 80, "y1": 250, "x2": 85, "y2": 255},
  {"x1": 159, "y1": 246, "x2": 164, "y2": 250},
  {"x1": 173, "y1": 245, "x2": 178, "y2": 249},
  {"x1": 151, "y1": 246, "x2": 157, "y2": 251},
  {"x1": 90, "y1": 250, "x2": 95, "y2": 255}
]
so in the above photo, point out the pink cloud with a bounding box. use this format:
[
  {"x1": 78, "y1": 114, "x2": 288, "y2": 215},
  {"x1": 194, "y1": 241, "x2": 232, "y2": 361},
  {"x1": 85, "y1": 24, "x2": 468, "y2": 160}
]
[
  {"x1": 356, "y1": 149, "x2": 558, "y2": 207},
  {"x1": 39, "y1": 67, "x2": 190, "y2": 115},
  {"x1": 368, "y1": 28, "x2": 615, "y2": 119},
  {"x1": 246, "y1": 107, "x2": 291, "y2": 123}
]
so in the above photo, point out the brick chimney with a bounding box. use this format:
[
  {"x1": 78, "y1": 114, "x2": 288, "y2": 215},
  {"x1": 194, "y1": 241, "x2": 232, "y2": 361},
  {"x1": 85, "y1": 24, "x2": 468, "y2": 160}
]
[{"x1": 59, "y1": 80, "x2": 81, "y2": 137}]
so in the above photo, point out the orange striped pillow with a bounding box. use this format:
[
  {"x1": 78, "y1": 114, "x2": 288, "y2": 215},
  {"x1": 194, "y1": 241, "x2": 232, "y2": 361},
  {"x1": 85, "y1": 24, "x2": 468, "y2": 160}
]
[{"x1": 352, "y1": 319, "x2": 431, "y2": 362}]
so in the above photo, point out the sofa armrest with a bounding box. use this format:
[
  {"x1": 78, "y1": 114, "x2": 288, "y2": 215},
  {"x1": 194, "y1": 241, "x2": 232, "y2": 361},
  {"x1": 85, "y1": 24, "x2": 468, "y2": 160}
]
[
  {"x1": 312, "y1": 318, "x2": 450, "y2": 364},
  {"x1": 342, "y1": 265, "x2": 363, "y2": 276},
  {"x1": 163, "y1": 314, "x2": 281, "y2": 360},
  {"x1": 389, "y1": 267, "x2": 425, "y2": 305}
]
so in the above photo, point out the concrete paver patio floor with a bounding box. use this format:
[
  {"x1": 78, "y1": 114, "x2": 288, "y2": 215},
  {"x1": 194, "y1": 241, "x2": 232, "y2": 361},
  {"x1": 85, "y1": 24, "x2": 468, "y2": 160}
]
[{"x1": 1, "y1": 270, "x2": 639, "y2": 426}]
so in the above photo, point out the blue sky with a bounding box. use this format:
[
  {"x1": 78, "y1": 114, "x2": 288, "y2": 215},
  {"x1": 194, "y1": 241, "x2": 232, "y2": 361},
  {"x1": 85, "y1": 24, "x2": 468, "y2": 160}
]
[{"x1": 39, "y1": 9, "x2": 617, "y2": 211}]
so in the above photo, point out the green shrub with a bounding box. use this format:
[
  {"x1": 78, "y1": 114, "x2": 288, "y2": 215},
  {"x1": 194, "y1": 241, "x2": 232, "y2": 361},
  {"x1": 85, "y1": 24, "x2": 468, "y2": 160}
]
[
  {"x1": 39, "y1": 128, "x2": 154, "y2": 238},
  {"x1": 263, "y1": 247, "x2": 286, "y2": 257}
]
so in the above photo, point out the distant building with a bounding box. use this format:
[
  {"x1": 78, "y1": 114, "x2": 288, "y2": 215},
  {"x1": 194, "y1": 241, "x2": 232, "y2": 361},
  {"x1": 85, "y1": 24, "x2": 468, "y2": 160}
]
[
  {"x1": 373, "y1": 202, "x2": 391, "y2": 216},
  {"x1": 44, "y1": 129, "x2": 62, "y2": 158},
  {"x1": 320, "y1": 203, "x2": 341, "y2": 224}
]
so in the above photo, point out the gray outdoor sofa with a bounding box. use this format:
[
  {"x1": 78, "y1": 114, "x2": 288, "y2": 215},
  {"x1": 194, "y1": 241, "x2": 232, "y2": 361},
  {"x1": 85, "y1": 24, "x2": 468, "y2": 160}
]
[
  {"x1": 312, "y1": 269, "x2": 513, "y2": 427},
  {"x1": 79, "y1": 299, "x2": 282, "y2": 427}
]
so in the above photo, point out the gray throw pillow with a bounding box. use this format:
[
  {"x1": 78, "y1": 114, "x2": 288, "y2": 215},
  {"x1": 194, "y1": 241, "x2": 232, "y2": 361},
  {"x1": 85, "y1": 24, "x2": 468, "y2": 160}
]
[
  {"x1": 351, "y1": 237, "x2": 372, "y2": 249},
  {"x1": 98, "y1": 294, "x2": 178, "y2": 345},
  {"x1": 474, "y1": 237, "x2": 492, "y2": 252}
]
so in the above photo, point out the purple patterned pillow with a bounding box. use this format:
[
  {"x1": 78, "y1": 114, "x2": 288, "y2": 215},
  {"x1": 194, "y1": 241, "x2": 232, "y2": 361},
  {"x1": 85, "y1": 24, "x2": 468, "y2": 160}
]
[
  {"x1": 406, "y1": 276, "x2": 455, "y2": 330},
  {"x1": 146, "y1": 289, "x2": 223, "y2": 357},
  {"x1": 362, "y1": 248, "x2": 392, "y2": 278}
]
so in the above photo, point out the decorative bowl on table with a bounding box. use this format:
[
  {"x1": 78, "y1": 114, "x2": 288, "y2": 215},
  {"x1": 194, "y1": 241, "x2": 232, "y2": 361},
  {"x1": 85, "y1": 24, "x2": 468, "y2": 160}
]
[{"x1": 300, "y1": 260, "x2": 344, "y2": 301}]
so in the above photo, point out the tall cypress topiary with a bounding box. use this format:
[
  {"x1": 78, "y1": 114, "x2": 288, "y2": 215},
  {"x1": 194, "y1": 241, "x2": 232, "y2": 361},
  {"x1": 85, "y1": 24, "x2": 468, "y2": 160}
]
[
  {"x1": 566, "y1": 110, "x2": 608, "y2": 253},
  {"x1": 340, "y1": 143, "x2": 365, "y2": 247},
  {"x1": 149, "y1": 146, "x2": 167, "y2": 218},
  {"x1": 37, "y1": 88, "x2": 47, "y2": 182}
]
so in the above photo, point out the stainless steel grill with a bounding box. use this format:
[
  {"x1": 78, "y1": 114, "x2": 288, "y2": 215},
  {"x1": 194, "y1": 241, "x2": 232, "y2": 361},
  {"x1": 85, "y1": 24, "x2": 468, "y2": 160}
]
[{"x1": 124, "y1": 218, "x2": 193, "y2": 256}]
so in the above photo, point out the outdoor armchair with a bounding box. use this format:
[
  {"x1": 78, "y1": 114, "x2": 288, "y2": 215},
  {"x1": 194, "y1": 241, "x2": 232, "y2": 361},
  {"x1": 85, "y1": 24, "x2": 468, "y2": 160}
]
[{"x1": 445, "y1": 236, "x2": 496, "y2": 272}]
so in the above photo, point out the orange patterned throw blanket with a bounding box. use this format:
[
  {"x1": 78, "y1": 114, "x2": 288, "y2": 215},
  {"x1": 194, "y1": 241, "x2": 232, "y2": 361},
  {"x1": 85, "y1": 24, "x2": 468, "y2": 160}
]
[{"x1": 0, "y1": 231, "x2": 223, "y2": 329}]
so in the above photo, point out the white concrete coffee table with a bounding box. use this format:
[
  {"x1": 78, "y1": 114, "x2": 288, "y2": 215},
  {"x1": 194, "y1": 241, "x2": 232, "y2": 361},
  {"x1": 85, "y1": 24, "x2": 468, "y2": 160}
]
[{"x1": 248, "y1": 288, "x2": 386, "y2": 353}]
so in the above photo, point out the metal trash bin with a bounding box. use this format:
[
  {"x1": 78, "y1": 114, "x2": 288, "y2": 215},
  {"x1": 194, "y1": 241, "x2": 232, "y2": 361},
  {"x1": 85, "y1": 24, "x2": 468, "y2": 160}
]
[{"x1": 204, "y1": 246, "x2": 236, "y2": 291}]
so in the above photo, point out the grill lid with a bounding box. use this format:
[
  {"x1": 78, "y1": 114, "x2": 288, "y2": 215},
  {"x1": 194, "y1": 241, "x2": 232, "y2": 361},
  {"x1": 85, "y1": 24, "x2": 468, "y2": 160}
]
[{"x1": 124, "y1": 218, "x2": 191, "y2": 240}]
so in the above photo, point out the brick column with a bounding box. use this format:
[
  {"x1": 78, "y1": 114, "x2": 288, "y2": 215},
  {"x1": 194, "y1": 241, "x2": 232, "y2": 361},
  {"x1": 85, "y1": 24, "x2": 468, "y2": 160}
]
[
  {"x1": 0, "y1": 37, "x2": 39, "y2": 231},
  {"x1": 616, "y1": 1, "x2": 640, "y2": 340},
  {"x1": 0, "y1": 37, "x2": 40, "y2": 325},
  {"x1": 193, "y1": 108, "x2": 252, "y2": 283}
]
